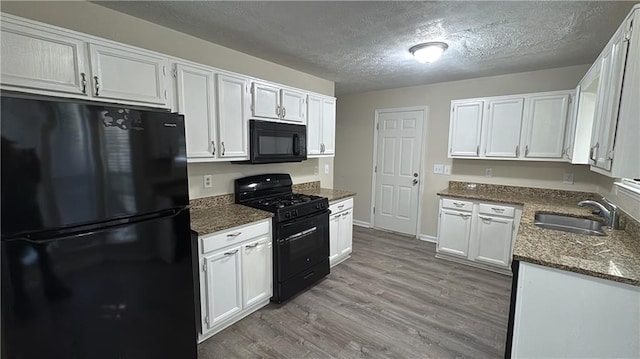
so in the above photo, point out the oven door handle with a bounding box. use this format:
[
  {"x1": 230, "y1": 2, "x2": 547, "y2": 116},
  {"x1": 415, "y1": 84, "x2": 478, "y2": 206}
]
[
  {"x1": 280, "y1": 227, "x2": 317, "y2": 244},
  {"x1": 293, "y1": 133, "x2": 301, "y2": 156}
]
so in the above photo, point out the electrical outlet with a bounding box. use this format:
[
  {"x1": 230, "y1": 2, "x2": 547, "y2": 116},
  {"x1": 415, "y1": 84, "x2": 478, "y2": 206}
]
[
  {"x1": 203, "y1": 175, "x2": 212, "y2": 188},
  {"x1": 485, "y1": 168, "x2": 493, "y2": 177},
  {"x1": 324, "y1": 164, "x2": 330, "y2": 174},
  {"x1": 314, "y1": 166, "x2": 319, "y2": 175},
  {"x1": 433, "y1": 164, "x2": 444, "y2": 174},
  {"x1": 563, "y1": 173, "x2": 575, "y2": 184},
  {"x1": 443, "y1": 165, "x2": 451, "y2": 175}
]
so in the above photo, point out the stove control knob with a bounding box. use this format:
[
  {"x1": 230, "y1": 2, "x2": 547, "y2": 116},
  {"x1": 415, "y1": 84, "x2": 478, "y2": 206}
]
[
  {"x1": 316, "y1": 204, "x2": 320, "y2": 209},
  {"x1": 285, "y1": 212, "x2": 290, "y2": 218},
  {"x1": 293, "y1": 210, "x2": 298, "y2": 216}
]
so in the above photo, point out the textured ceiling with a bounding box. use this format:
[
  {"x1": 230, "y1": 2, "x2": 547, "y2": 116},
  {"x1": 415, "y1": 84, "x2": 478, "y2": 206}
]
[{"x1": 94, "y1": 1, "x2": 635, "y2": 95}]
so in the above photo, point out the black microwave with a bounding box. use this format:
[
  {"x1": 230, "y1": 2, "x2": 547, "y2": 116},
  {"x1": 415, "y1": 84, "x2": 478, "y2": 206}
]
[{"x1": 241, "y1": 120, "x2": 307, "y2": 164}]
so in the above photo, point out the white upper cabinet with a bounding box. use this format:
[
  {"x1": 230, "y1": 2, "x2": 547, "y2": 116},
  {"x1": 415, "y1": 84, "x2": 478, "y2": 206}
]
[
  {"x1": 251, "y1": 82, "x2": 280, "y2": 119},
  {"x1": 483, "y1": 98, "x2": 524, "y2": 158},
  {"x1": 175, "y1": 63, "x2": 216, "y2": 159},
  {"x1": 88, "y1": 43, "x2": 169, "y2": 107},
  {"x1": 216, "y1": 74, "x2": 249, "y2": 159},
  {"x1": 0, "y1": 16, "x2": 88, "y2": 96},
  {"x1": 449, "y1": 100, "x2": 483, "y2": 157},
  {"x1": 521, "y1": 93, "x2": 569, "y2": 159},
  {"x1": 281, "y1": 88, "x2": 306, "y2": 123},
  {"x1": 307, "y1": 95, "x2": 336, "y2": 157}
]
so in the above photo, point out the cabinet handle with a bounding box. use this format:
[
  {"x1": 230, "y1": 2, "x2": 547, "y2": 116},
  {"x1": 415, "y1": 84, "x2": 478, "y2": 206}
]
[
  {"x1": 476, "y1": 145, "x2": 479, "y2": 156},
  {"x1": 524, "y1": 145, "x2": 529, "y2": 156},
  {"x1": 342, "y1": 212, "x2": 350, "y2": 217},
  {"x1": 223, "y1": 249, "x2": 238, "y2": 256},
  {"x1": 211, "y1": 141, "x2": 216, "y2": 156},
  {"x1": 276, "y1": 105, "x2": 281, "y2": 116},
  {"x1": 459, "y1": 214, "x2": 471, "y2": 219},
  {"x1": 282, "y1": 107, "x2": 287, "y2": 118},
  {"x1": 492, "y1": 207, "x2": 505, "y2": 213},
  {"x1": 94, "y1": 76, "x2": 100, "y2": 96},
  {"x1": 515, "y1": 145, "x2": 520, "y2": 157},
  {"x1": 246, "y1": 243, "x2": 260, "y2": 249},
  {"x1": 226, "y1": 231, "x2": 241, "y2": 237},
  {"x1": 590, "y1": 142, "x2": 599, "y2": 163},
  {"x1": 338, "y1": 205, "x2": 344, "y2": 209},
  {"x1": 453, "y1": 202, "x2": 464, "y2": 208},
  {"x1": 221, "y1": 142, "x2": 226, "y2": 156},
  {"x1": 80, "y1": 72, "x2": 87, "y2": 94},
  {"x1": 479, "y1": 216, "x2": 492, "y2": 223}
]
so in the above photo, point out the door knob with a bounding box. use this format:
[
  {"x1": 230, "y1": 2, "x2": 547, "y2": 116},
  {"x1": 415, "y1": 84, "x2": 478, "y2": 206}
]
[
  {"x1": 413, "y1": 173, "x2": 418, "y2": 177},
  {"x1": 412, "y1": 179, "x2": 418, "y2": 185}
]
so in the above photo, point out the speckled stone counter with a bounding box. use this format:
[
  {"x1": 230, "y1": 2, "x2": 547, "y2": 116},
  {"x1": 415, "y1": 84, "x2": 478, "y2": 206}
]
[
  {"x1": 438, "y1": 182, "x2": 640, "y2": 286},
  {"x1": 296, "y1": 188, "x2": 357, "y2": 203},
  {"x1": 190, "y1": 198, "x2": 272, "y2": 236}
]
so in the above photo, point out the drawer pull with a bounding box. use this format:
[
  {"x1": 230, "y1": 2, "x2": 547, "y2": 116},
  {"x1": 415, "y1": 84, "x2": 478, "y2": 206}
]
[
  {"x1": 227, "y1": 232, "x2": 242, "y2": 237},
  {"x1": 479, "y1": 216, "x2": 492, "y2": 223},
  {"x1": 492, "y1": 208, "x2": 505, "y2": 212},
  {"x1": 338, "y1": 205, "x2": 345, "y2": 209},
  {"x1": 246, "y1": 243, "x2": 259, "y2": 249},
  {"x1": 223, "y1": 249, "x2": 238, "y2": 256},
  {"x1": 458, "y1": 213, "x2": 471, "y2": 219},
  {"x1": 453, "y1": 202, "x2": 465, "y2": 208}
]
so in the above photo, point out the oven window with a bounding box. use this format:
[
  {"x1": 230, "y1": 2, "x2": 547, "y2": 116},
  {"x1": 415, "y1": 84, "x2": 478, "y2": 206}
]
[{"x1": 258, "y1": 135, "x2": 293, "y2": 155}]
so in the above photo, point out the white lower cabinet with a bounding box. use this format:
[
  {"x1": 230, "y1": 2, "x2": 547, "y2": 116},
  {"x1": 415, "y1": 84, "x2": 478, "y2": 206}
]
[
  {"x1": 198, "y1": 219, "x2": 272, "y2": 342},
  {"x1": 329, "y1": 198, "x2": 354, "y2": 267},
  {"x1": 437, "y1": 197, "x2": 521, "y2": 272}
]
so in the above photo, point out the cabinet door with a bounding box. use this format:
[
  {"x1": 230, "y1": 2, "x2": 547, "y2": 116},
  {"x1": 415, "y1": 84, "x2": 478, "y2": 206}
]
[
  {"x1": 329, "y1": 212, "x2": 341, "y2": 265},
  {"x1": 251, "y1": 82, "x2": 280, "y2": 119},
  {"x1": 590, "y1": 27, "x2": 630, "y2": 171},
  {"x1": 241, "y1": 236, "x2": 272, "y2": 308},
  {"x1": 321, "y1": 98, "x2": 336, "y2": 155},
  {"x1": 203, "y1": 247, "x2": 242, "y2": 329},
  {"x1": 484, "y1": 98, "x2": 524, "y2": 158},
  {"x1": 216, "y1": 74, "x2": 249, "y2": 158},
  {"x1": 437, "y1": 209, "x2": 472, "y2": 257},
  {"x1": 1, "y1": 19, "x2": 88, "y2": 96},
  {"x1": 474, "y1": 215, "x2": 513, "y2": 267},
  {"x1": 307, "y1": 95, "x2": 323, "y2": 156},
  {"x1": 563, "y1": 87, "x2": 580, "y2": 161},
  {"x1": 281, "y1": 89, "x2": 306, "y2": 123},
  {"x1": 88, "y1": 43, "x2": 169, "y2": 106},
  {"x1": 175, "y1": 64, "x2": 216, "y2": 159},
  {"x1": 338, "y1": 210, "x2": 353, "y2": 256},
  {"x1": 449, "y1": 101, "x2": 483, "y2": 157},
  {"x1": 522, "y1": 94, "x2": 569, "y2": 159}
]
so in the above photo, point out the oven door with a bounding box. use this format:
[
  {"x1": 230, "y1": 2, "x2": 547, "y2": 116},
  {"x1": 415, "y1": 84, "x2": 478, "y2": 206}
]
[
  {"x1": 275, "y1": 210, "x2": 329, "y2": 282},
  {"x1": 249, "y1": 120, "x2": 307, "y2": 163}
]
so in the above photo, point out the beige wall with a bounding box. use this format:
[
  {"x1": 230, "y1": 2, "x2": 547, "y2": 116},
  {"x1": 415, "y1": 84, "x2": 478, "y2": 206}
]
[
  {"x1": 2, "y1": 1, "x2": 336, "y2": 198},
  {"x1": 335, "y1": 64, "x2": 605, "y2": 237}
]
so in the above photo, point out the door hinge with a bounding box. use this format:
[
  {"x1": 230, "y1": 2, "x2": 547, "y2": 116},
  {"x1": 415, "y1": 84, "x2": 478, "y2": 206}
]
[
  {"x1": 202, "y1": 261, "x2": 207, "y2": 272},
  {"x1": 204, "y1": 316, "x2": 209, "y2": 325},
  {"x1": 568, "y1": 95, "x2": 573, "y2": 104},
  {"x1": 163, "y1": 66, "x2": 167, "y2": 76},
  {"x1": 164, "y1": 89, "x2": 167, "y2": 99},
  {"x1": 451, "y1": 107, "x2": 454, "y2": 113},
  {"x1": 374, "y1": 165, "x2": 377, "y2": 173},
  {"x1": 607, "y1": 148, "x2": 615, "y2": 160},
  {"x1": 373, "y1": 207, "x2": 376, "y2": 214},
  {"x1": 251, "y1": 104, "x2": 254, "y2": 111},
  {"x1": 376, "y1": 122, "x2": 379, "y2": 130},
  {"x1": 625, "y1": 22, "x2": 633, "y2": 41},
  {"x1": 172, "y1": 69, "x2": 177, "y2": 78}
]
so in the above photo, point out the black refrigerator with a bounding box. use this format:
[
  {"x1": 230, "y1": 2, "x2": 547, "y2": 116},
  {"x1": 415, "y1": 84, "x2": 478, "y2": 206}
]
[{"x1": 1, "y1": 96, "x2": 198, "y2": 359}]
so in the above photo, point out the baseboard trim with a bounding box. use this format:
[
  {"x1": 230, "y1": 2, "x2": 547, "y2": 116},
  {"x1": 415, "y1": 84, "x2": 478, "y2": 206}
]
[
  {"x1": 353, "y1": 220, "x2": 371, "y2": 228},
  {"x1": 418, "y1": 234, "x2": 438, "y2": 243}
]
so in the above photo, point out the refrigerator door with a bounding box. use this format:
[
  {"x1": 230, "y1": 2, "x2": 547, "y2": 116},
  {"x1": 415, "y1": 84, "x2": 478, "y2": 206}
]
[
  {"x1": 1, "y1": 96, "x2": 188, "y2": 238},
  {"x1": 1, "y1": 208, "x2": 197, "y2": 359}
]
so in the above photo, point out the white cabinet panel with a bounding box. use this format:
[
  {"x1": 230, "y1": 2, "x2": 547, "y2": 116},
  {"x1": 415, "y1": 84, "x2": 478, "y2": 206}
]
[
  {"x1": 338, "y1": 210, "x2": 353, "y2": 256},
  {"x1": 449, "y1": 101, "x2": 483, "y2": 157},
  {"x1": 175, "y1": 64, "x2": 215, "y2": 159},
  {"x1": 522, "y1": 94, "x2": 569, "y2": 159},
  {"x1": 216, "y1": 74, "x2": 249, "y2": 158},
  {"x1": 241, "y1": 237, "x2": 272, "y2": 308},
  {"x1": 1, "y1": 19, "x2": 88, "y2": 96},
  {"x1": 307, "y1": 95, "x2": 323, "y2": 156},
  {"x1": 329, "y1": 213, "x2": 341, "y2": 265},
  {"x1": 281, "y1": 88, "x2": 306, "y2": 123},
  {"x1": 484, "y1": 98, "x2": 524, "y2": 158},
  {"x1": 474, "y1": 215, "x2": 513, "y2": 267},
  {"x1": 329, "y1": 198, "x2": 354, "y2": 267},
  {"x1": 88, "y1": 43, "x2": 169, "y2": 106},
  {"x1": 204, "y1": 247, "x2": 242, "y2": 329},
  {"x1": 251, "y1": 82, "x2": 280, "y2": 119},
  {"x1": 321, "y1": 98, "x2": 336, "y2": 155},
  {"x1": 437, "y1": 209, "x2": 472, "y2": 257}
]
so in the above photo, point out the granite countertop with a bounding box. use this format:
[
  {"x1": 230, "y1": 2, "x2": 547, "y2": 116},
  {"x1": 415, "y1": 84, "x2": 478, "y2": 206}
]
[
  {"x1": 438, "y1": 185, "x2": 640, "y2": 286},
  {"x1": 296, "y1": 188, "x2": 357, "y2": 202},
  {"x1": 190, "y1": 204, "x2": 273, "y2": 236}
]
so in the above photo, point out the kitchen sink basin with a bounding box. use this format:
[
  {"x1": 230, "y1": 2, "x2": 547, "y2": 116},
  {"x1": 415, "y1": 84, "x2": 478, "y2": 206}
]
[{"x1": 534, "y1": 213, "x2": 607, "y2": 236}]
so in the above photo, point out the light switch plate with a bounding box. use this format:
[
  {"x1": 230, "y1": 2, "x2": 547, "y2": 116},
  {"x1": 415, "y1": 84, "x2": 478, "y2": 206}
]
[
  {"x1": 433, "y1": 164, "x2": 444, "y2": 174},
  {"x1": 324, "y1": 164, "x2": 330, "y2": 174},
  {"x1": 444, "y1": 165, "x2": 451, "y2": 175},
  {"x1": 563, "y1": 173, "x2": 575, "y2": 184},
  {"x1": 485, "y1": 168, "x2": 493, "y2": 177},
  {"x1": 203, "y1": 175, "x2": 213, "y2": 188}
]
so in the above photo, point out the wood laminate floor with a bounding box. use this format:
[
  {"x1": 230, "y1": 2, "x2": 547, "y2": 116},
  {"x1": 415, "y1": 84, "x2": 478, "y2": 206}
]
[{"x1": 198, "y1": 227, "x2": 512, "y2": 359}]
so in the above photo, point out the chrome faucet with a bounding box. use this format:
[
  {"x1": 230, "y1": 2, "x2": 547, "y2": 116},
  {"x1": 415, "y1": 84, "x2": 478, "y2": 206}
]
[{"x1": 577, "y1": 198, "x2": 621, "y2": 230}]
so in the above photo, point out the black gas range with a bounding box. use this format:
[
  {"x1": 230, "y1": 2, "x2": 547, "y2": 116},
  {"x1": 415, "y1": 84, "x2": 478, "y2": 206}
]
[{"x1": 235, "y1": 174, "x2": 330, "y2": 303}]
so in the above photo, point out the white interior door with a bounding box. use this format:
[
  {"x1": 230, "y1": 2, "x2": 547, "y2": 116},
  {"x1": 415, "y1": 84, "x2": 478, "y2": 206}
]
[{"x1": 374, "y1": 109, "x2": 424, "y2": 235}]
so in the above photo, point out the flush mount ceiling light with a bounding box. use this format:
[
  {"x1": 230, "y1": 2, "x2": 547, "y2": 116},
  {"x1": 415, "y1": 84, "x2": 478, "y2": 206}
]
[{"x1": 409, "y1": 42, "x2": 448, "y2": 63}]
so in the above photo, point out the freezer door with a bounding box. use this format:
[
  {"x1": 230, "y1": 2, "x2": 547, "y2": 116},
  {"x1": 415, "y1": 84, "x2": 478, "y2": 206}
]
[
  {"x1": 1, "y1": 209, "x2": 197, "y2": 359},
  {"x1": 1, "y1": 96, "x2": 188, "y2": 238}
]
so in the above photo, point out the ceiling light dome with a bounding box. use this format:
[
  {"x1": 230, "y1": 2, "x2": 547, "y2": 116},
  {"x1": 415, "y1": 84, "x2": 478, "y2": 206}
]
[{"x1": 409, "y1": 42, "x2": 448, "y2": 63}]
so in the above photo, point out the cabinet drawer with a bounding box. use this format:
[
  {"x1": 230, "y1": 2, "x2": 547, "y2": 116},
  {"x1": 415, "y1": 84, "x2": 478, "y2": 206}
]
[
  {"x1": 330, "y1": 198, "x2": 353, "y2": 214},
  {"x1": 201, "y1": 220, "x2": 270, "y2": 254},
  {"x1": 442, "y1": 198, "x2": 473, "y2": 212},
  {"x1": 478, "y1": 203, "x2": 515, "y2": 217}
]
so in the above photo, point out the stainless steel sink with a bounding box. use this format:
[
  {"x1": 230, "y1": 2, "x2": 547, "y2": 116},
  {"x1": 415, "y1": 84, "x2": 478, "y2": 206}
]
[{"x1": 534, "y1": 213, "x2": 607, "y2": 236}]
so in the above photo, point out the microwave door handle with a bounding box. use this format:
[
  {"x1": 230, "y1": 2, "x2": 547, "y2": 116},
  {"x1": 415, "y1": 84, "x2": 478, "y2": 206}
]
[{"x1": 293, "y1": 133, "x2": 300, "y2": 155}]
